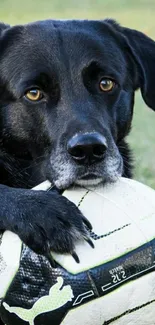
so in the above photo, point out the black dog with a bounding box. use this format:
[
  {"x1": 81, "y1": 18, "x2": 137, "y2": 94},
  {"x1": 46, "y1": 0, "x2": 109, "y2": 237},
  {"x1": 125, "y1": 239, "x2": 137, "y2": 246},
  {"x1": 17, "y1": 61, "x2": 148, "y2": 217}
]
[{"x1": 0, "y1": 19, "x2": 155, "y2": 260}]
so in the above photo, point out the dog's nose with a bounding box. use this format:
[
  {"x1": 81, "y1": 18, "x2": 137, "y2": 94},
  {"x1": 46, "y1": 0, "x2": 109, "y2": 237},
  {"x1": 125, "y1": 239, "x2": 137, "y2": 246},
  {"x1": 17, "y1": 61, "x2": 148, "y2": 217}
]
[{"x1": 67, "y1": 132, "x2": 107, "y2": 164}]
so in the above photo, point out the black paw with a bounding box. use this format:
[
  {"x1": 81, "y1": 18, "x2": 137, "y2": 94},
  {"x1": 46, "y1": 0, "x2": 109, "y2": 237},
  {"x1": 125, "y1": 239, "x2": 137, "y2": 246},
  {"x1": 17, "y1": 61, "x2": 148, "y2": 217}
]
[{"x1": 10, "y1": 190, "x2": 94, "y2": 264}]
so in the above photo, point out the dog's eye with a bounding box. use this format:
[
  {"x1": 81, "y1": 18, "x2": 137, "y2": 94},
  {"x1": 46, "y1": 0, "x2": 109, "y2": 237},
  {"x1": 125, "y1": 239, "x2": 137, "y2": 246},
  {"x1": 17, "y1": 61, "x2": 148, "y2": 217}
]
[
  {"x1": 25, "y1": 89, "x2": 43, "y2": 101},
  {"x1": 99, "y1": 78, "x2": 115, "y2": 92}
]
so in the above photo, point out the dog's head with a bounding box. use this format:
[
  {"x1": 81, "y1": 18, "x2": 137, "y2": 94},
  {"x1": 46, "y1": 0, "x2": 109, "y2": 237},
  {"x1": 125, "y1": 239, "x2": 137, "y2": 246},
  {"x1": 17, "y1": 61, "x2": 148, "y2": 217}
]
[{"x1": 0, "y1": 19, "x2": 155, "y2": 189}]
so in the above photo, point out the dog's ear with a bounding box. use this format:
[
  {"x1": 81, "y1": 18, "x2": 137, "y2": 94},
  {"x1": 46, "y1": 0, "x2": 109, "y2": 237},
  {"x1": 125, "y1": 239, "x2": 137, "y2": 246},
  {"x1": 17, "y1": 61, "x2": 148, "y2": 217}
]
[{"x1": 105, "y1": 19, "x2": 155, "y2": 111}]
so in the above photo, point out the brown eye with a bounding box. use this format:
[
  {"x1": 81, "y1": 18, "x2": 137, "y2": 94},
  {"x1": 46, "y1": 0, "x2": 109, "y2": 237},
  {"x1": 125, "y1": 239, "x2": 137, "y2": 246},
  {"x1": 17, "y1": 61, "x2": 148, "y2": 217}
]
[
  {"x1": 25, "y1": 89, "x2": 43, "y2": 101},
  {"x1": 99, "y1": 78, "x2": 115, "y2": 92}
]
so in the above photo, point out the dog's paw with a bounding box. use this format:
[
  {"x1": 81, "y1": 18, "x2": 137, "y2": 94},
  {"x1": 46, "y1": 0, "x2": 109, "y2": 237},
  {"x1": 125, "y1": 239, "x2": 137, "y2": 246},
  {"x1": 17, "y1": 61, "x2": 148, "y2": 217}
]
[{"x1": 12, "y1": 190, "x2": 93, "y2": 262}]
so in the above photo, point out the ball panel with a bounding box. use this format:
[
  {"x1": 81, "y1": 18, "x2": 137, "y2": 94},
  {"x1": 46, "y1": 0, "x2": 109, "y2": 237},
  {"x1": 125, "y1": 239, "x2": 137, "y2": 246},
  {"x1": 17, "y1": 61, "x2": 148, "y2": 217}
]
[
  {"x1": 52, "y1": 178, "x2": 155, "y2": 274},
  {"x1": 89, "y1": 240, "x2": 155, "y2": 297},
  {"x1": 87, "y1": 178, "x2": 155, "y2": 219},
  {"x1": 61, "y1": 271, "x2": 155, "y2": 325},
  {"x1": 0, "y1": 245, "x2": 99, "y2": 325},
  {"x1": 0, "y1": 231, "x2": 22, "y2": 299},
  {"x1": 32, "y1": 180, "x2": 52, "y2": 191},
  {"x1": 63, "y1": 187, "x2": 89, "y2": 207}
]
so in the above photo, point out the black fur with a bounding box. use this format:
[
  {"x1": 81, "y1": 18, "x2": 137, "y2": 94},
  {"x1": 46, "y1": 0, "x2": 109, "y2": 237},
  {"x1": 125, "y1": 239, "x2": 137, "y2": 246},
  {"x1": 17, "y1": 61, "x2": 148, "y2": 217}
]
[{"x1": 0, "y1": 19, "x2": 155, "y2": 257}]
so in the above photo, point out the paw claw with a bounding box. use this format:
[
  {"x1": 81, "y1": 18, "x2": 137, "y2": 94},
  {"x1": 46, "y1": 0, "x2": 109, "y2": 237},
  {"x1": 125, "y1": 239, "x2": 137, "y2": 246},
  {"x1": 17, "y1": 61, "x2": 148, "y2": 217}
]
[
  {"x1": 46, "y1": 252, "x2": 56, "y2": 268},
  {"x1": 84, "y1": 236, "x2": 95, "y2": 249},
  {"x1": 82, "y1": 216, "x2": 92, "y2": 230},
  {"x1": 72, "y1": 251, "x2": 80, "y2": 263}
]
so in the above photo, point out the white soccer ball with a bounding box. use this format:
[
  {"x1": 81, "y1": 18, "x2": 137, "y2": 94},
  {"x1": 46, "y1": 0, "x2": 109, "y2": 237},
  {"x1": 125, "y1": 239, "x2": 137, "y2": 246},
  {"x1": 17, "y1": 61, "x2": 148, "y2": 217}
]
[{"x1": 1, "y1": 177, "x2": 155, "y2": 325}]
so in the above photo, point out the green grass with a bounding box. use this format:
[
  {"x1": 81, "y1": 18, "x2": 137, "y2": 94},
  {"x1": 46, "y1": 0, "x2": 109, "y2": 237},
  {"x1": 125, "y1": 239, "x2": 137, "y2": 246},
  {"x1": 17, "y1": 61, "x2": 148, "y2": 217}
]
[
  {"x1": 1, "y1": 0, "x2": 155, "y2": 188},
  {"x1": 128, "y1": 92, "x2": 155, "y2": 188}
]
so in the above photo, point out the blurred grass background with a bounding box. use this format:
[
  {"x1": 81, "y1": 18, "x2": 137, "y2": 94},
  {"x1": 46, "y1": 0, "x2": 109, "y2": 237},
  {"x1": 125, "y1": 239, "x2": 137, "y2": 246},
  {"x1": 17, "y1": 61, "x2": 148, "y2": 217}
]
[{"x1": 1, "y1": 0, "x2": 155, "y2": 188}]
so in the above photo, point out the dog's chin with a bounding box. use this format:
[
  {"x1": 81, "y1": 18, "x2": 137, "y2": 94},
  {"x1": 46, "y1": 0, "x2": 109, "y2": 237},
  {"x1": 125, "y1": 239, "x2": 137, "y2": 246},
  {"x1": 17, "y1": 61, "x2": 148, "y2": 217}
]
[{"x1": 53, "y1": 174, "x2": 104, "y2": 190}]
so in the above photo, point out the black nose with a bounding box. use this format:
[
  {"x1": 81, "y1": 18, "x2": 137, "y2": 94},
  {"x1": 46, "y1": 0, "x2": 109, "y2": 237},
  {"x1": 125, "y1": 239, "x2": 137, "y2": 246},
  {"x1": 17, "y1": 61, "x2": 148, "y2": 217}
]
[{"x1": 67, "y1": 132, "x2": 107, "y2": 164}]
